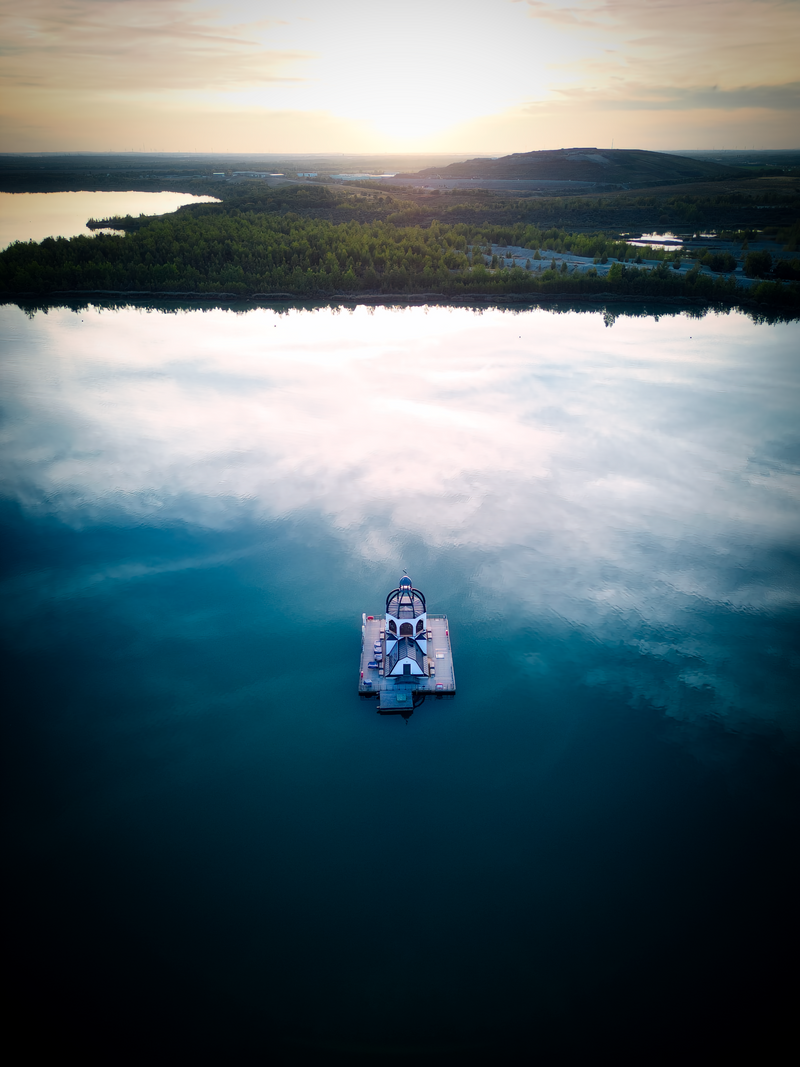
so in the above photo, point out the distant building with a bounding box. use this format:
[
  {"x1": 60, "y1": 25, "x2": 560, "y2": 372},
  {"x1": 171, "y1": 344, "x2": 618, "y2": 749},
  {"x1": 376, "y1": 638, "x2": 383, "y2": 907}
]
[
  {"x1": 297, "y1": 172, "x2": 318, "y2": 177},
  {"x1": 212, "y1": 172, "x2": 226, "y2": 180},
  {"x1": 232, "y1": 171, "x2": 269, "y2": 178}
]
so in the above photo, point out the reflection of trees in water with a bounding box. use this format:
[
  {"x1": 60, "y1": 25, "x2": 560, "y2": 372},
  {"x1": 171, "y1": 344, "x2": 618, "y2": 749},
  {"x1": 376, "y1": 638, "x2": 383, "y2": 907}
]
[{"x1": 9, "y1": 296, "x2": 798, "y2": 327}]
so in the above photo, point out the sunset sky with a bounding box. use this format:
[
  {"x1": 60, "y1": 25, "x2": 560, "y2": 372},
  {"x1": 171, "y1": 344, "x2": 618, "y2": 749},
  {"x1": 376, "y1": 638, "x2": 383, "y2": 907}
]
[{"x1": 1, "y1": 0, "x2": 798, "y2": 154}]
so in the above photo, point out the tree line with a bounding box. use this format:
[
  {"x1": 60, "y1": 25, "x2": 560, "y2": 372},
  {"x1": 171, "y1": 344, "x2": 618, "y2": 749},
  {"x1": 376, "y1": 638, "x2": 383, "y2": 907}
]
[{"x1": 1, "y1": 210, "x2": 797, "y2": 310}]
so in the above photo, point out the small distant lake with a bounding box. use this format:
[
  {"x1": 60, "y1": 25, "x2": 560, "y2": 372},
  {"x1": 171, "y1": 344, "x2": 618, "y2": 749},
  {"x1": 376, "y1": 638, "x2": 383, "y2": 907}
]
[
  {"x1": 0, "y1": 190, "x2": 219, "y2": 249},
  {"x1": 626, "y1": 231, "x2": 685, "y2": 247}
]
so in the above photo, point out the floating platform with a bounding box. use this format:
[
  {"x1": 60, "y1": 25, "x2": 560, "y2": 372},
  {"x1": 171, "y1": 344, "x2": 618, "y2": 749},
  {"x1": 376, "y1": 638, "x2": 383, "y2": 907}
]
[{"x1": 358, "y1": 576, "x2": 455, "y2": 719}]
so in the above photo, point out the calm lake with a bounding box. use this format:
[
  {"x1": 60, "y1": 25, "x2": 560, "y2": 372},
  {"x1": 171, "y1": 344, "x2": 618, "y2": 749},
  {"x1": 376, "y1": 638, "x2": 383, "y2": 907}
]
[
  {"x1": 2, "y1": 301, "x2": 798, "y2": 1061},
  {"x1": 0, "y1": 191, "x2": 219, "y2": 249}
]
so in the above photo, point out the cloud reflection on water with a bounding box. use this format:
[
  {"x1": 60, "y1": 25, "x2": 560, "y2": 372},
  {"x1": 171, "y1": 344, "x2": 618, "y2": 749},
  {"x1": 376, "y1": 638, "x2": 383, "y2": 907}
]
[{"x1": 1, "y1": 303, "x2": 798, "y2": 736}]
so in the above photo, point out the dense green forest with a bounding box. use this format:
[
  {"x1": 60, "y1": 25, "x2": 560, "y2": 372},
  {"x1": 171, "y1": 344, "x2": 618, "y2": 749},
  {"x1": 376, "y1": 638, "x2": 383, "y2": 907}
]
[
  {"x1": 211, "y1": 178, "x2": 800, "y2": 234},
  {"x1": 2, "y1": 186, "x2": 798, "y2": 310}
]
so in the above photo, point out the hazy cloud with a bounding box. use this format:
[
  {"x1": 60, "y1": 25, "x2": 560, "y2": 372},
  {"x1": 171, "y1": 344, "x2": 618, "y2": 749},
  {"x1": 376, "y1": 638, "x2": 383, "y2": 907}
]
[
  {"x1": 520, "y1": 0, "x2": 608, "y2": 28},
  {"x1": 0, "y1": 0, "x2": 311, "y2": 91},
  {"x1": 531, "y1": 80, "x2": 800, "y2": 111},
  {"x1": 518, "y1": 0, "x2": 800, "y2": 99}
]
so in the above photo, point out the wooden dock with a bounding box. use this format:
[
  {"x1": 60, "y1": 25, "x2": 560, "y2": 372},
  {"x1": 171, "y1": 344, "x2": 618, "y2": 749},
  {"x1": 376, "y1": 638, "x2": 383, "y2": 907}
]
[{"x1": 358, "y1": 612, "x2": 456, "y2": 716}]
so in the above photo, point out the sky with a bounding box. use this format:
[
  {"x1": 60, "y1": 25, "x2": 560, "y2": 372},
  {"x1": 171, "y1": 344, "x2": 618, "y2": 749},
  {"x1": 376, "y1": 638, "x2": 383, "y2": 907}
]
[{"x1": 1, "y1": 0, "x2": 798, "y2": 154}]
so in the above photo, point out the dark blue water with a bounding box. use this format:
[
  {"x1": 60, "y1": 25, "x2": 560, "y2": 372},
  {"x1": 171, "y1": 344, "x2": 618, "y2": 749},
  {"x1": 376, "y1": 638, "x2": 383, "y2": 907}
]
[{"x1": 2, "y1": 304, "x2": 798, "y2": 1063}]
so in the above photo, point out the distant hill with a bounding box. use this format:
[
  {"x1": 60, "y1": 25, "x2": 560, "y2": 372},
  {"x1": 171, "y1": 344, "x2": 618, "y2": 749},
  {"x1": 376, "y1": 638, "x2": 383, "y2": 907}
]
[{"x1": 398, "y1": 148, "x2": 742, "y2": 186}]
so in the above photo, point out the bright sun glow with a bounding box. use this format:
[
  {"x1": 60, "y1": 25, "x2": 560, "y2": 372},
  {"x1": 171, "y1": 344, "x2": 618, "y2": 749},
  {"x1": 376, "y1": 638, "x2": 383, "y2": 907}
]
[{"x1": 1, "y1": 0, "x2": 798, "y2": 150}]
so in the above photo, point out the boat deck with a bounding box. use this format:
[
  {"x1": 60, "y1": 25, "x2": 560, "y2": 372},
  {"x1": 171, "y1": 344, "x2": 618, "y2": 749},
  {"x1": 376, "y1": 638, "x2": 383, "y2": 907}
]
[{"x1": 358, "y1": 612, "x2": 456, "y2": 712}]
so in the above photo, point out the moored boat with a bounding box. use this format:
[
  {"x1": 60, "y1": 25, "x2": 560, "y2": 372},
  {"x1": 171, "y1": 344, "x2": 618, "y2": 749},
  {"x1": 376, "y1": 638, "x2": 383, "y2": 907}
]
[{"x1": 359, "y1": 574, "x2": 455, "y2": 719}]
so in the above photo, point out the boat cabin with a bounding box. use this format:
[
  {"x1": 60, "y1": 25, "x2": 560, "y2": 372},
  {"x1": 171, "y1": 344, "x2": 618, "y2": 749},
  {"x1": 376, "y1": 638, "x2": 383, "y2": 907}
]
[
  {"x1": 384, "y1": 576, "x2": 427, "y2": 676},
  {"x1": 359, "y1": 574, "x2": 455, "y2": 719}
]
